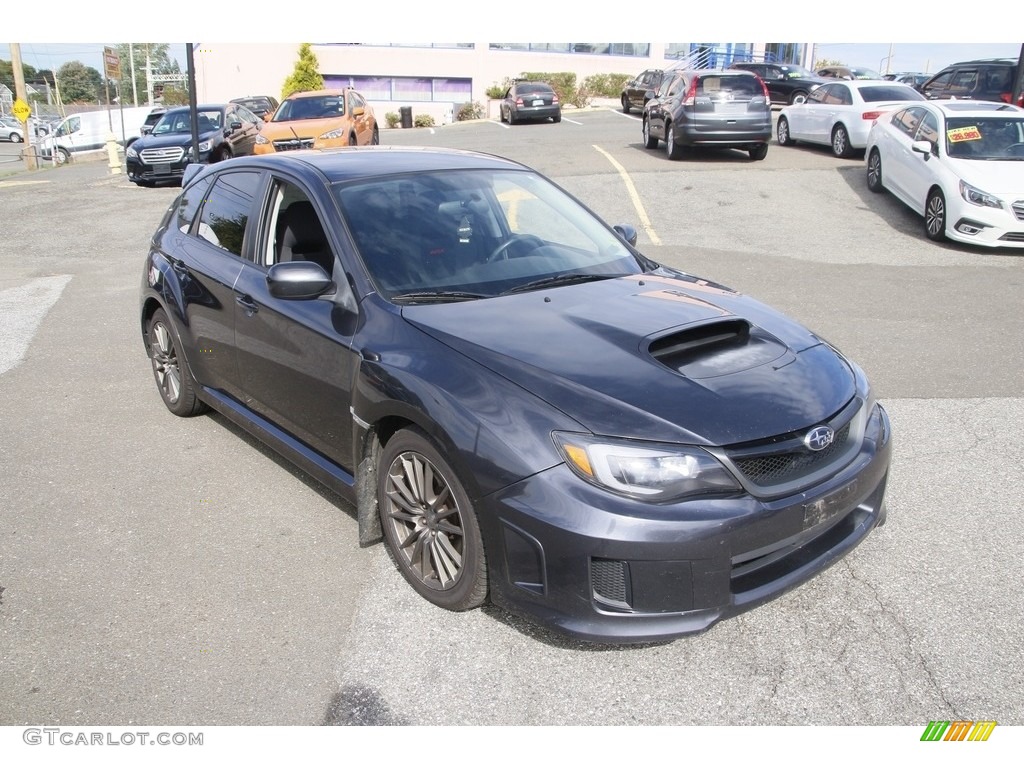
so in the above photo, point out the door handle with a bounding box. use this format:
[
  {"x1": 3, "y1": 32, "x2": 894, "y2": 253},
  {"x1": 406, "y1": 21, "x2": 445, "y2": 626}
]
[{"x1": 235, "y1": 295, "x2": 259, "y2": 314}]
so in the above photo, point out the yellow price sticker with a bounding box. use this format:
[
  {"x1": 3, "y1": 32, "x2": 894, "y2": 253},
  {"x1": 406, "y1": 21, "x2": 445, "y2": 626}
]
[{"x1": 947, "y1": 125, "x2": 981, "y2": 142}]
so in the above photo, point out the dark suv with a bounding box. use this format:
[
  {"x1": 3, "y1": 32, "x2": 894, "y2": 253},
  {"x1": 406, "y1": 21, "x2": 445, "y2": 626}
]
[
  {"x1": 642, "y1": 69, "x2": 772, "y2": 160},
  {"x1": 731, "y1": 62, "x2": 827, "y2": 105},
  {"x1": 918, "y1": 59, "x2": 1023, "y2": 106},
  {"x1": 621, "y1": 69, "x2": 667, "y2": 113}
]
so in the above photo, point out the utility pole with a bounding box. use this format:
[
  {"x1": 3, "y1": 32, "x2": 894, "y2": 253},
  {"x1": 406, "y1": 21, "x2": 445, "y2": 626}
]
[
  {"x1": 129, "y1": 44, "x2": 138, "y2": 106},
  {"x1": 9, "y1": 44, "x2": 37, "y2": 171}
]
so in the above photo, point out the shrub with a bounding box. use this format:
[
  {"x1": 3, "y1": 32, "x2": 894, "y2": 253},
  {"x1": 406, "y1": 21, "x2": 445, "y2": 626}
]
[
  {"x1": 583, "y1": 73, "x2": 632, "y2": 99},
  {"x1": 457, "y1": 101, "x2": 484, "y2": 121},
  {"x1": 414, "y1": 114, "x2": 435, "y2": 128},
  {"x1": 385, "y1": 111, "x2": 400, "y2": 129}
]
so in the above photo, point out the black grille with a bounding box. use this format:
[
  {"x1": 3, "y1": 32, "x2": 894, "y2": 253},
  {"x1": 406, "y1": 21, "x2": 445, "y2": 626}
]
[
  {"x1": 272, "y1": 138, "x2": 314, "y2": 152},
  {"x1": 1011, "y1": 200, "x2": 1024, "y2": 221},
  {"x1": 591, "y1": 558, "x2": 628, "y2": 607},
  {"x1": 998, "y1": 231, "x2": 1024, "y2": 242},
  {"x1": 734, "y1": 423, "x2": 851, "y2": 486}
]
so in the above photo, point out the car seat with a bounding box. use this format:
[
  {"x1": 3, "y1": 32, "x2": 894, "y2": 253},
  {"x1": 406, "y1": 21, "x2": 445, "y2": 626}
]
[{"x1": 275, "y1": 201, "x2": 333, "y2": 273}]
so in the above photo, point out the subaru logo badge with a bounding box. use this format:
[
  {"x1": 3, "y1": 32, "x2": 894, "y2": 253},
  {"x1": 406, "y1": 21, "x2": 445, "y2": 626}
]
[{"x1": 804, "y1": 426, "x2": 835, "y2": 452}]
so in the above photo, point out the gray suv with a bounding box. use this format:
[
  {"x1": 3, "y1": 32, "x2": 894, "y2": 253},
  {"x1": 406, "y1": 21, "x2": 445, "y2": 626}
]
[{"x1": 642, "y1": 69, "x2": 772, "y2": 160}]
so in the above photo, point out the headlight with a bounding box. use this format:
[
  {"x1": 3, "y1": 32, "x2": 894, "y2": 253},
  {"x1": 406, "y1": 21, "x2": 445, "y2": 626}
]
[
  {"x1": 319, "y1": 128, "x2": 345, "y2": 140},
  {"x1": 959, "y1": 180, "x2": 1002, "y2": 209},
  {"x1": 256, "y1": 134, "x2": 269, "y2": 144},
  {"x1": 198, "y1": 139, "x2": 212, "y2": 153},
  {"x1": 126, "y1": 146, "x2": 138, "y2": 159},
  {"x1": 553, "y1": 432, "x2": 741, "y2": 501}
]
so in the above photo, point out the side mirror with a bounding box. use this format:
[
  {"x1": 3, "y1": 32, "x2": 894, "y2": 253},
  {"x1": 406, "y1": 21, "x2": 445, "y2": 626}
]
[
  {"x1": 613, "y1": 224, "x2": 638, "y2": 247},
  {"x1": 352, "y1": 107, "x2": 365, "y2": 117},
  {"x1": 267, "y1": 262, "x2": 334, "y2": 299},
  {"x1": 911, "y1": 139, "x2": 934, "y2": 158},
  {"x1": 140, "y1": 125, "x2": 153, "y2": 135},
  {"x1": 230, "y1": 121, "x2": 243, "y2": 131}
]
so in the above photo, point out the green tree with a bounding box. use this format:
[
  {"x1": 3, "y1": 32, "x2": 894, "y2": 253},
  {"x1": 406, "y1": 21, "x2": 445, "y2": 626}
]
[
  {"x1": 160, "y1": 84, "x2": 189, "y2": 106},
  {"x1": 280, "y1": 43, "x2": 324, "y2": 100},
  {"x1": 114, "y1": 43, "x2": 182, "y2": 106},
  {"x1": 56, "y1": 61, "x2": 103, "y2": 104},
  {"x1": 0, "y1": 58, "x2": 39, "y2": 90}
]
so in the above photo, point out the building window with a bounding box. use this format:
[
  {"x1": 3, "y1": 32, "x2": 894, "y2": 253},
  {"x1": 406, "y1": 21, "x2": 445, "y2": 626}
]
[
  {"x1": 488, "y1": 43, "x2": 649, "y2": 57},
  {"x1": 326, "y1": 76, "x2": 472, "y2": 103}
]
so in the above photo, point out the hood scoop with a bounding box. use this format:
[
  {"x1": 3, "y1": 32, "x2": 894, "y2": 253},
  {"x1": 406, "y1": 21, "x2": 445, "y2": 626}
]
[{"x1": 648, "y1": 319, "x2": 791, "y2": 379}]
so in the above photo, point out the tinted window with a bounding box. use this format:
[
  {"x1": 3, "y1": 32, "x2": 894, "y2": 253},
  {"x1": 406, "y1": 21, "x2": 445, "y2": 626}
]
[
  {"x1": 177, "y1": 176, "x2": 213, "y2": 234},
  {"x1": 697, "y1": 75, "x2": 757, "y2": 99},
  {"x1": 196, "y1": 171, "x2": 263, "y2": 258},
  {"x1": 857, "y1": 85, "x2": 925, "y2": 102}
]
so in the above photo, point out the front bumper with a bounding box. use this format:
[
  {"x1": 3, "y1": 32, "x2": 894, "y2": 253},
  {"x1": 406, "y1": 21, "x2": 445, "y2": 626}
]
[
  {"x1": 127, "y1": 152, "x2": 210, "y2": 183},
  {"x1": 945, "y1": 197, "x2": 1024, "y2": 248},
  {"x1": 480, "y1": 405, "x2": 892, "y2": 643}
]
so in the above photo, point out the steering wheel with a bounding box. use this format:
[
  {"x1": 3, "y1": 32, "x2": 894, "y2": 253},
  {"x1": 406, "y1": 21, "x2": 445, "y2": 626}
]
[
  {"x1": 1005, "y1": 142, "x2": 1024, "y2": 156},
  {"x1": 485, "y1": 234, "x2": 545, "y2": 263}
]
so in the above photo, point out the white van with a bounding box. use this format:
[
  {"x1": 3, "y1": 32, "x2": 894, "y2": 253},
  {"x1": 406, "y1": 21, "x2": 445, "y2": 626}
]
[{"x1": 39, "y1": 106, "x2": 152, "y2": 164}]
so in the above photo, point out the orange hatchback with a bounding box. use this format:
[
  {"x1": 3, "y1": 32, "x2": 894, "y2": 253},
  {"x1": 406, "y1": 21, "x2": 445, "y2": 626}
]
[{"x1": 254, "y1": 88, "x2": 379, "y2": 154}]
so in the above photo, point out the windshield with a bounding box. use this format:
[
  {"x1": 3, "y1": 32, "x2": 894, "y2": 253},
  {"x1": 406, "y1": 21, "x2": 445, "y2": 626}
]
[
  {"x1": 153, "y1": 110, "x2": 222, "y2": 134},
  {"x1": 334, "y1": 169, "x2": 645, "y2": 302},
  {"x1": 273, "y1": 94, "x2": 346, "y2": 121},
  {"x1": 852, "y1": 67, "x2": 883, "y2": 80},
  {"x1": 946, "y1": 117, "x2": 1024, "y2": 160},
  {"x1": 783, "y1": 64, "x2": 817, "y2": 79}
]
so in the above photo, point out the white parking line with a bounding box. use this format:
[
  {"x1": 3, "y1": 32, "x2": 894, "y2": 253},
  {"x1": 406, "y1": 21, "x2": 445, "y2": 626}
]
[
  {"x1": 560, "y1": 117, "x2": 583, "y2": 125},
  {"x1": 490, "y1": 120, "x2": 510, "y2": 130},
  {"x1": 0, "y1": 275, "x2": 73, "y2": 375},
  {"x1": 591, "y1": 145, "x2": 662, "y2": 246}
]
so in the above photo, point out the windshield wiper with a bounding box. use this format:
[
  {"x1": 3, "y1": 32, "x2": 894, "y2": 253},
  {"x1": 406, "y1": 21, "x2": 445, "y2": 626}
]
[
  {"x1": 500, "y1": 273, "x2": 621, "y2": 296},
  {"x1": 390, "y1": 290, "x2": 488, "y2": 304}
]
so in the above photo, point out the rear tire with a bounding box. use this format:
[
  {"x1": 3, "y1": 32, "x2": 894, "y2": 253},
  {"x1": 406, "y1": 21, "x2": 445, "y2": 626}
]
[
  {"x1": 748, "y1": 144, "x2": 769, "y2": 161},
  {"x1": 146, "y1": 308, "x2": 207, "y2": 417},
  {"x1": 831, "y1": 124, "x2": 854, "y2": 158},
  {"x1": 866, "y1": 149, "x2": 884, "y2": 192},
  {"x1": 11, "y1": 132, "x2": 23, "y2": 143},
  {"x1": 621, "y1": 95, "x2": 631, "y2": 114}
]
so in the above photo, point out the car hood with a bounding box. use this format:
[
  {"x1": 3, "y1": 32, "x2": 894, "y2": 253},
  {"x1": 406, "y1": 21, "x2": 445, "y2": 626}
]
[
  {"x1": 402, "y1": 272, "x2": 856, "y2": 446},
  {"x1": 948, "y1": 157, "x2": 1024, "y2": 196},
  {"x1": 136, "y1": 130, "x2": 219, "y2": 149},
  {"x1": 259, "y1": 118, "x2": 348, "y2": 139}
]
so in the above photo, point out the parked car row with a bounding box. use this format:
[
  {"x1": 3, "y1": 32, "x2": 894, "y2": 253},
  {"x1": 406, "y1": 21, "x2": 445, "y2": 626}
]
[{"x1": 125, "y1": 88, "x2": 379, "y2": 186}]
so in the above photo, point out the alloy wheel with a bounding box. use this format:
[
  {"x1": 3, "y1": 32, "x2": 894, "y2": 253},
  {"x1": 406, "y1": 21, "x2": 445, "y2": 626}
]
[{"x1": 149, "y1": 321, "x2": 181, "y2": 404}]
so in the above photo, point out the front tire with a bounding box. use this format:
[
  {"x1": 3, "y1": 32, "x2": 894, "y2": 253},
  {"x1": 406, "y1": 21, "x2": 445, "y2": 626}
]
[
  {"x1": 925, "y1": 188, "x2": 947, "y2": 242},
  {"x1": 11, "y1": 132, "x2": 23, "y2": 143},
  {"x1": 370, "y1": 126, "x2": 380, "y2": 145},
  {"x1": 643, "y1": 118, "x2": 658, "y2": 149},
  {"x1": 378, "y1": 428, "x2": 488, "y2": 612},
  {"x1": 831, "y1": 124, "x2": 854, "y2": 158},
  {"x1": 213, "y1": 146, "x2": 232, "y2": 163},
  {"x1": 55, "y1": 147, "x2": 71, "y2": 165},
  {"x1": 866, "y1": 149, "x2": 884, "y2": 192},
  {"x1": 146, "y1": 308, "x2": 207, "y2": 417},
  {"x1": 777, "y1": 116, "x2": 796, "y2": 146},
  {"x1": 665, "y1": 123, "x2": 683, "y2": 160}
]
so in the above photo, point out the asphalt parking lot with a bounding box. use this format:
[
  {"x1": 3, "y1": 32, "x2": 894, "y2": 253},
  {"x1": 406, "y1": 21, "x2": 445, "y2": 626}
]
[{"x1": 1, "y1": 106, "x2": 1022, "y2": 729}]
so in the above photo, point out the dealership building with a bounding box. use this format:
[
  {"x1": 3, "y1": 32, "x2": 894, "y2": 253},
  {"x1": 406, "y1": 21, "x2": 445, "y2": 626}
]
[{"x1": 194, "y1": 42, "x2": 813, "y2": 123}]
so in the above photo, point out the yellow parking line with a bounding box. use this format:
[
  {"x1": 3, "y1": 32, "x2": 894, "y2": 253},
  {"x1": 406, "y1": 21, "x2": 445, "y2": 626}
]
[
  {"x1": 591, "y1": 145, "x2": 661, "y2": 246},
  {"x1": 0, "y1": 179, "x2": 51, "y2": 188}
]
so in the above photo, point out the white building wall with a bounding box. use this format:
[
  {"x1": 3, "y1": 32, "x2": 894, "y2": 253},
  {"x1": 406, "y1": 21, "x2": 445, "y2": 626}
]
[{"x1": 194, "y1": 43, "x2": 680, "y2": 124}]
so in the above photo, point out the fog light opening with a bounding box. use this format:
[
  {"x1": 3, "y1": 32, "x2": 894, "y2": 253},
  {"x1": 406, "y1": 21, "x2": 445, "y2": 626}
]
[{"x1": 954, "y1": 218, "x2": 988, "y2": 236}]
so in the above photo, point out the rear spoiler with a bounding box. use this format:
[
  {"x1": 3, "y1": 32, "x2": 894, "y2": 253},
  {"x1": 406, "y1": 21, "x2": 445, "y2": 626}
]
[{"x1": 182, "y1": 163, "x2": 206, "y2": 188}]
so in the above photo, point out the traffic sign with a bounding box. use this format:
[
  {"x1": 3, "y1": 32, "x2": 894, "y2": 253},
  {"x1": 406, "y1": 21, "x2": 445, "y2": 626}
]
[{"x1": 12, "y1": 98, "x2": 31, "y2": 122}]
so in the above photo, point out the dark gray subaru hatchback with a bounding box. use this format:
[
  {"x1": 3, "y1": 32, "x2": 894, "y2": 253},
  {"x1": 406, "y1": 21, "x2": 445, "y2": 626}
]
[{"x1": 140, "y1": 147, "x2": 891, "y2": 643}]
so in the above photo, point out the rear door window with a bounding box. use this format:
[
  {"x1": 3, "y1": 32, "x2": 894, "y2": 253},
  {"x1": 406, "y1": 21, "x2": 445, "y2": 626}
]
[{"x1": 196, "y1": 171, "x2": 264, "y2": 259}]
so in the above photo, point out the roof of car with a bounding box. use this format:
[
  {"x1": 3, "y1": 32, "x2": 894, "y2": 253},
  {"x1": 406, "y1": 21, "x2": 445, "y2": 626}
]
[
  {"x1": 188, "y1": 146, "x2": 531, "y2": 187},
  {"x1": 928, "y1": 101, "x2": 1024, "y2": 115},
  {"x1": 161, "y1": 104, "x2": 229, "y2": 114}
]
